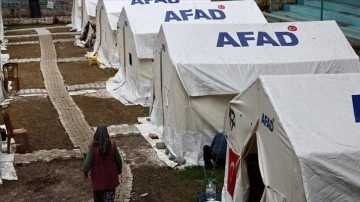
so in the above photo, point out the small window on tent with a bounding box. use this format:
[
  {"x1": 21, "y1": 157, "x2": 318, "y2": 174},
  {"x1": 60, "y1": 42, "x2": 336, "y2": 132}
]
[{"x1": 129, "y1": 53, "x2": 132, "y2": 66}]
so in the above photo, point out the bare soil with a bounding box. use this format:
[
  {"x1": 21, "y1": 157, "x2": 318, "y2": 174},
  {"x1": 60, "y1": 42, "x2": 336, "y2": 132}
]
[
  {"x1": 48, "y1": 27, "x2": 72, "y2": 33},
  {"x1": 4, "y1": 24, "x2": 67, "y2": 30},
  {"x1": 18, "y1": 62, "x2": 45, "y2": 89},
  {"x1": 0, "y1": 96, "x2": 73, "y2": 152},
  {"x1": 58, "y1": 61, "x2": 117, "y2": 85},
  {"x1": 4, "y1": 44, "x2": 41, "y2": 59},
  {"x1": 73, "y1": 95, "x2": 148, "y2": 127},
  {"x1": 5, "y1": 36, "x2": 39, "y2": 43},
  {"x1": 4, "y1": 30, "x2": 37, "y2": 36},
  {"x1": 0, "y1": 159, "x2": 92, "y2": 202},
  {"x1": 52, "y1": 34, "x2": 78, "y2": 40},
  {"x1": 55, "y1": 41, "x2": 92, "y2": 58}
]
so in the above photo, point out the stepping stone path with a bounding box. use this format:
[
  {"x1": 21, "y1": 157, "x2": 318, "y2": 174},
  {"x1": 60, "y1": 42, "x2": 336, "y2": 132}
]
[{"x1": 37, "y1": 27, "x2": 94, "y2": 152}]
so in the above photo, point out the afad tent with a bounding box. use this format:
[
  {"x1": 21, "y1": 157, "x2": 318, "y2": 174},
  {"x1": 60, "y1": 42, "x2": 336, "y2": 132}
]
[
  {"x1": 223, "y1": 73, "x2": 360, "y2": 201},
  {"x1": 93, "y1": 0, "x2": 129, "y2": 69},
  {"x1": 108, "y1": 0, "x2": 265, "y2": 106},
  {"x1": 79, "y1": 0, "x2": 98, "y2": 41},
  {"x1": 151, "y1": 21, "x2": 360, "y2": 165},
  {"x1": 93, "y1": 0, "x2": 202, "y2": 69},
  {"x1": 71, "y1": 0, "x2": 82, "y2": 31}
]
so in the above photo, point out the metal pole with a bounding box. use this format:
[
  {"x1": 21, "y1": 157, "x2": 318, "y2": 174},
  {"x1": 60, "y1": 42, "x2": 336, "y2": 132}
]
[
  {"x1": 271, "y1": 0, "x2": 274, "y2": 13},
  {"x1": 320, "y1": 0, "x2": 324, "y2": 20}
]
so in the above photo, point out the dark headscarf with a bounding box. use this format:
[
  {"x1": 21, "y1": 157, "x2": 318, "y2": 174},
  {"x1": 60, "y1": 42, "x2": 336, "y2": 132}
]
[{"x1": 92, "y1": 124, "x2": 111, "y2": 158}]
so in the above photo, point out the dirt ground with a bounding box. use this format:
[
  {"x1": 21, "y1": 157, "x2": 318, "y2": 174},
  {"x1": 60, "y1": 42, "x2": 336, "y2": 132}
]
[
  {"x1": 58, "y1": 61, "x2": 117, "y2": 85},
  {"x1": 4, "y1": 29, "x2": 37, "y2": 36},
  {"x1": 4, "y1": 44, "x2": 41, "y2": 59},
  {"x1": 1, "y1": 159, "x2": 92, "y2": 202},
  {"x1": 0, "y1": 96, "x2": 73, "y2": 152},
  {"x1": 55, "y1": 41, "x2": 92, "y2": 58},
  {"x1": 5, "y1": 36, "x2": 39, "y2": 43},
  {"x1": 48, "y1": 27, "x2": 72, "y2": 33},
  {"x1": 72, "y1": 95, "x2": 148, "y2": 127},
  {"x1": 18, "y1": 62, "x2": 44, "y2": 89},
  {"x1": 4, "y1": 24, "x2": 64, "y2": 30},
  {"x1": 52, "y1": 34, "x2": 78, "y2": 40}
]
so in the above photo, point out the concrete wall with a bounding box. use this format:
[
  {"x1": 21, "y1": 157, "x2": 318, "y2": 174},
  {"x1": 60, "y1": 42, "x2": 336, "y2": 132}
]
[{"x1": 1, "y1": 0, "x2": 72, "y2": 22}]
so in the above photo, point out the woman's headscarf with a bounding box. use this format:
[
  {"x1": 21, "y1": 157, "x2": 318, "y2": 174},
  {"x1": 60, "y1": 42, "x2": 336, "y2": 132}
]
[{"x1": 93, "y1": 124, "x2": 111, "y2": 158}]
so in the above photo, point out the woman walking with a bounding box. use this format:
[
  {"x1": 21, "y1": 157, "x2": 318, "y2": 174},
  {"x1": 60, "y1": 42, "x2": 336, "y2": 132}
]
[{"x1": 83, "y1": 124, "x2": 123, "y2": 202}]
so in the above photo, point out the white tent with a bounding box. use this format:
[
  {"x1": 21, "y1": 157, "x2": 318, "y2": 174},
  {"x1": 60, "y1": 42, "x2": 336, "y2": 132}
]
[
  {"x1": 80, "y1": 0, "x2": 98, "y2": 41},
  {"x1": 223, "y1": 73, "x2": 360, "y2": 201},
  {"x1": 108, "y1": 0, "x2": 265, "y2": 106},
  {"x1": 93, "y1": 0, "x2": 201, "y2": 69},
  {"x1": 93, "y1": 0, "x2": 129, "y2": 69},
  {"x1": 81, "y1": 0, "x2": 98, "y2": 29},
  {"x1": 71, "y1": 0, "x2": 82, "y2": 31},
  {"x1": 151, "y1": 21, "x2": 360, "y2": 165}
]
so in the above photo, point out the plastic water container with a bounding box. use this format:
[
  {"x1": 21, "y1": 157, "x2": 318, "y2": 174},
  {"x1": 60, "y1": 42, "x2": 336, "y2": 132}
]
[{"x1": 206, "y1": 178, "x2": 216, "y2": 201}]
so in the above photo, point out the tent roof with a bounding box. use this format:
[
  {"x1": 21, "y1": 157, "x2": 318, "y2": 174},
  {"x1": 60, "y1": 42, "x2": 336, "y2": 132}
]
[
  {"x1": 260, "y1": 73, "x2": 360, "y2": 157},
  {"x1": 121, "y1": 0, "x2": 266, "y2": 58},
  {"x1": 99, "y1": 0, "x2": 130, "y2": 30},
  {"x1": 85, "y1": 0, "x2": 98, "y2": 17},
  {"x1": 122, "y1": 0, "x2": 259, "y2": 34},
  {"x1": 103, "y1": 0, "x2": 127, "y2": 14},
  {"x1": 159, "y1": 21, "x2": 360, "y2": 96},
  {"x1": 258, "y1": 73, "x2": 360, "y2": 200}
]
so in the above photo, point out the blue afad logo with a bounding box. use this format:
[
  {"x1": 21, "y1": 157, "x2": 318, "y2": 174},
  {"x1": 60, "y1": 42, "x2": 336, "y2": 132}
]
[
  {"x1": 165, "y1": 9, "x2": 226, "y2": 22},
  {"x1": 216, "y1": 31, "x2": 299, "y2": 47},
  {"x1": 261, "y1": 113, "x2": 274, "y2": 132},
  {"x1": 132, "y1": 0, "x2": 180, "y2": 5}
]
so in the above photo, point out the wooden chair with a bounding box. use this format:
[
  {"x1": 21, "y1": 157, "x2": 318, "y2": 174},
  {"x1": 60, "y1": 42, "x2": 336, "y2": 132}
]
[
  {"x1": 3, "y1": 63, "x2": 20, "y2": 92},
  {"x1": 2, "y1": 111, "x2": 29, "y2": 154}
]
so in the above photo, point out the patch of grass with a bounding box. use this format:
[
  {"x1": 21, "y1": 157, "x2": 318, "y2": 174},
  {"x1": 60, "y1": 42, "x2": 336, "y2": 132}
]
[{"x1": 177, "y1": 166, "x2": 225, "y2": 190}]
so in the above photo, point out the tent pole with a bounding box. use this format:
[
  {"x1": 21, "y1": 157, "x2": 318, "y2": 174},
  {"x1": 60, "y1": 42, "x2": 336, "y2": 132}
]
[{"x1": 320, "y1": 0, "x2": 324, "y2": 20}]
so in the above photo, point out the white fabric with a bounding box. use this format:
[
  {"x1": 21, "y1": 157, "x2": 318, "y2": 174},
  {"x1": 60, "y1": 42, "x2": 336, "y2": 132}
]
[
  {"x1": 71, "y1": 0, "x2": 82, "y2": 31},
  {"x1": 93, "y1": 0, "x2": 130, "y2": 69},
  {"x1": 80, "y1": 0, "x2": 98, "y2": 44},
  {"x1": 110, "y1": 0, "x2": 266, "y2": 106},
  {"x1": 81, "y1": 0, "x2": 98, "y2": 28},
  {"x1": 120, "y1": 0, "x2": 264, "y2": 59},
  {"x1": 0, "y1": 1, "x2": 4, "y2": 42},
  {"x1": 86, "y1": 0, "x2": 98, "y2": 17},
  {"x1": 224, "y1": 73, "x2": 360, "y2": 201},
  {"x1": 262, "y1": 74, "x2": 360, "y2": 201},
  {"x1": 94, "y1": 0, "x2": 199, "y2": 68},
  {"x1": 151, "y1": 21, "x2": 360, "y2": 167},
  {"x1": 0, "y1": 139, "x2": 17, "y2": 182},
  {"x1": 161, "y1": 21, "x2": 360, "y2": 96}
]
